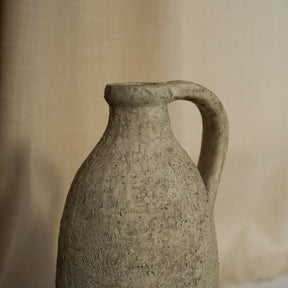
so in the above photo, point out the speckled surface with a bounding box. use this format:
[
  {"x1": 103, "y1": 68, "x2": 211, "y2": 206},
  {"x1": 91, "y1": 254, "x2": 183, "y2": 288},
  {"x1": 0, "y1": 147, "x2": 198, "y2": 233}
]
[{"x1": 56, "y1": 81, "x2": 228, "y2": 287}]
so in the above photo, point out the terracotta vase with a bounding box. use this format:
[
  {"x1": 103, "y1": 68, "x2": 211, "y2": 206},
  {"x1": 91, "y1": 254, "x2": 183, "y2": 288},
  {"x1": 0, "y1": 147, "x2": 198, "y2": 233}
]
[{"x1": 56, "y1": 81, "x2": 228, "y2": 288}]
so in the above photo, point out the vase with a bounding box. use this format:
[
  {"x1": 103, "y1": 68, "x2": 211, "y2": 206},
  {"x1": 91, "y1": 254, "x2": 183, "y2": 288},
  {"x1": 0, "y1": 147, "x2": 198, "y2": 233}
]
[{"x1": 56, "y1": 81, "x2": 228, "y2": 288}]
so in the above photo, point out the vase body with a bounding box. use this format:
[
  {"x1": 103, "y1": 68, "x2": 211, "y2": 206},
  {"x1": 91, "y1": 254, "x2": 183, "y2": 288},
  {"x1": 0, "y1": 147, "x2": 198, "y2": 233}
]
[{"x1": 56, "y1": 81, "x2": 228, "y2": 288}]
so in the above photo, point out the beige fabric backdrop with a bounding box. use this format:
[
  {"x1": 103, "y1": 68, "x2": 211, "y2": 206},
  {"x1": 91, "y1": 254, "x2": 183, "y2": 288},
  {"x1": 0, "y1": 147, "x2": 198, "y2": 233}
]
[{"x1": 0, "y1": 1, "x2": 287, "y2": 287}]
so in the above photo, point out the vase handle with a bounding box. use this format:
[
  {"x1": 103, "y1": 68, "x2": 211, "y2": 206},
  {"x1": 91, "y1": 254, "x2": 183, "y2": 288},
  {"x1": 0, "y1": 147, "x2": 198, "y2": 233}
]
[{"x1": 168, "y1": 81, "x2": 229, "y2": 209}]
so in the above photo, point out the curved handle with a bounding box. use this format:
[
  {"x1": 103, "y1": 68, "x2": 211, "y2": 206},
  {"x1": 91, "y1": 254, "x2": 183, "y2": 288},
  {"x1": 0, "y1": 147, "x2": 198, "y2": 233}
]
[{"x1": 168, "y1": 81, "x2": 229, "y2": 209}]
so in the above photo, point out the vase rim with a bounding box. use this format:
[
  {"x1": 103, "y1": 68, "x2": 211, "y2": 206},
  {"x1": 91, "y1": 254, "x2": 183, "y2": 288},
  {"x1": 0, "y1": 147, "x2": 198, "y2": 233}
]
[
  {"x1": 104, "y1": 81, "x2": 197, "y2": 107},
  {"x1": 107, "y1": 82, "x2": 166, "y2": 87},
  {"x1": 104, "y1": 81, "x2": 177, "y2": 107}
]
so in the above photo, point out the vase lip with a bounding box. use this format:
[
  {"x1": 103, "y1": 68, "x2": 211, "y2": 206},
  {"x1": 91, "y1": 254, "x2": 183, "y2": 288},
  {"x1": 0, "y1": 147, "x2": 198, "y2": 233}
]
[
  {"x1": 107, "y1": 81, "x2": 166, "y2": 87},
  {"x1": 106, "y1": 80, "x2": 190, "y2": 88},
  {"x1": 104, "y1": 80, "x2": 189, "y2": 107}
]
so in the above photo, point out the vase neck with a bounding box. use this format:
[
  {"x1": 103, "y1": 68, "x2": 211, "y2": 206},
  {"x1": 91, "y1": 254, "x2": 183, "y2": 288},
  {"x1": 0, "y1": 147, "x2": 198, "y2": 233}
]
[
  {"x1": 106, "y1": 105, "x2": 173, "y2": 141},
  {"x1": 103, "y1": 82, "x2": 177, "y2": 145}
]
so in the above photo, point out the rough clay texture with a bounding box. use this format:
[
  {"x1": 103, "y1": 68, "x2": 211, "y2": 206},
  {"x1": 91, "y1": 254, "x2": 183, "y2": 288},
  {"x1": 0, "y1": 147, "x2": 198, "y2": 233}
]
[{"x1": 56, "y1": 81, "x2": 228, "y2": 288}]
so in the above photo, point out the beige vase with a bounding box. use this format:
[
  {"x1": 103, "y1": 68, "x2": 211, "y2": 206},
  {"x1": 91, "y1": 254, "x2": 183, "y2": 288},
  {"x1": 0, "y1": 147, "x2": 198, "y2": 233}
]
[{"x1": 56, "y1": 81, "x2": 228, "y2": 288}]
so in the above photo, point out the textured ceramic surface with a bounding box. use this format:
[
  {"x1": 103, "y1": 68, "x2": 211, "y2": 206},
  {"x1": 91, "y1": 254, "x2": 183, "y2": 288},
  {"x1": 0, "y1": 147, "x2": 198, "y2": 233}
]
[{"x1": 56, "y1": 81, "x2": 228, "y2": 288}]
